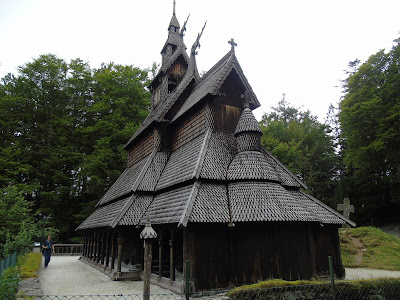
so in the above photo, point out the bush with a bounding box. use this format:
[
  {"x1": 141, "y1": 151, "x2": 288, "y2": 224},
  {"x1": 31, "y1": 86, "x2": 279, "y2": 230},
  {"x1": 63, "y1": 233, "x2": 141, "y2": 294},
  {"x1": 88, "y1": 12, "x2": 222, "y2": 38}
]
[
  {"x1": 227, "y1": 278, "x2": 400, "y2": 300},
  {"x1": 17, "y1": 252, "x2": 42, "y2": 278},
  {"x1": 0, "y1": 267, "x2": 20, "y2": 300}
]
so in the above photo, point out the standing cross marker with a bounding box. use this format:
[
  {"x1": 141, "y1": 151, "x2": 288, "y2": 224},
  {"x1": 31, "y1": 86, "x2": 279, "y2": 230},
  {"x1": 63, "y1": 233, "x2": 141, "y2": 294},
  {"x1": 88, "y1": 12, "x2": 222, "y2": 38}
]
[
  {"x1": 228, "y1": 38, "x2": 237, "y2": 51},
  {"x1": 337, "y1": 198, "x2": 354, "y2": 220}
]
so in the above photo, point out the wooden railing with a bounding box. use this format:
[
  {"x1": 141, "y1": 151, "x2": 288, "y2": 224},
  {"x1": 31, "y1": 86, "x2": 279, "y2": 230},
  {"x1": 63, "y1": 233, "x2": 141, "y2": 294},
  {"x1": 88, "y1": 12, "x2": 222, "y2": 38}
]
[{"x1": 53, "y1": 244, "x2": 83, "y2": 256}]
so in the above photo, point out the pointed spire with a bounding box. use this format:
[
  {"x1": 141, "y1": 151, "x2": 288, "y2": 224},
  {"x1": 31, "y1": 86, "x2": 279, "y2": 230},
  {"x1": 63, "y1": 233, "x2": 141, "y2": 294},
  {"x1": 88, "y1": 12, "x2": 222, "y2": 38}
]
[
  {"x1": 234, "y1": 108, "x2": 262, "y2": 136},
  {"x1": 168, "y1": 0, "x2": 180, "y2": 31}
]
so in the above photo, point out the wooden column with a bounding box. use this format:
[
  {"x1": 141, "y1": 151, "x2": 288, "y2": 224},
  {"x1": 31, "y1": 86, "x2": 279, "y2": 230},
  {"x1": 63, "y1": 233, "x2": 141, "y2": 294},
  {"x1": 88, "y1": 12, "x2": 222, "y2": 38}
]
[
  {"x1": 140, "y1": 214, "x2": 157, "y2": 300},
  {"x1": 92, "y1": 231, "x2": 97, "y2": 261},
  {"x1": 97, "y1": 231, "x2": 102, "y2": 263},
  {"x1": 117, "y1": 237, "x2": 124, "y2": 273},
  {"x1": 100, "y1": 231, "x2": 105, "y2": 265},
  {"x1": 158, "y1": 239, "x2": 163, "y2": 281},
  {"x1": 110, "y1": 233, "x2": 116, "y2": 271},
  {"x1": 169, "y1": 239, "x2": 174, "y2": 283},
  {"x1": 82, "y1": 233, "x2": 86, "y2": 257},
  {"x1": 143, "y1": 240, "x2": 152, "y2": 300},
  {"x1": 105, "y1": 231, "x2": 110, "y2": 268}
]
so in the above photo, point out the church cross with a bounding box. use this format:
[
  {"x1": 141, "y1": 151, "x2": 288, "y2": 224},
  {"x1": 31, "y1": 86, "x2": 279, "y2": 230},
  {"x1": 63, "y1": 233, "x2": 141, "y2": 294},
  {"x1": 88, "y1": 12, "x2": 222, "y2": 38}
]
[
  {"x1": 337, "y1": 198, "x2": 354, "y2": 219},
  {"x1": 228, "y1": 38, "x2": 237, "y2": 51},
  {"x1": 240, "y1": 91, "x2": 251, "y2": 108}
]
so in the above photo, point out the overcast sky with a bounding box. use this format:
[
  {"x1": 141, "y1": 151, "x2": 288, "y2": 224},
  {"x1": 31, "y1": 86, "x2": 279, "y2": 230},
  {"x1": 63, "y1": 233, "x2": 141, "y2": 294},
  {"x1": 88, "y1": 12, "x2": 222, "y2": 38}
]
[{"x1": 1, "y1": 0, "x2": 399, "y2": 121}]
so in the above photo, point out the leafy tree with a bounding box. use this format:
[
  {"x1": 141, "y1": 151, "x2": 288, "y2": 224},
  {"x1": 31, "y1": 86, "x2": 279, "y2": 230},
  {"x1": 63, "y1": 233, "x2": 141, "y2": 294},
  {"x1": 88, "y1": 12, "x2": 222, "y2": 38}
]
[
  {"x1": 339, "y1": 38, "x2": 400, "y2": 224},
  {"x1": 260, "y1": 96, "x2": 339, "y2": 205},
  {"x1": 0, "y1": 55, "x2": 151, "y2": 240},
  {"x1": 0, "y1": 186, "x2": 35, "y2": 257}
]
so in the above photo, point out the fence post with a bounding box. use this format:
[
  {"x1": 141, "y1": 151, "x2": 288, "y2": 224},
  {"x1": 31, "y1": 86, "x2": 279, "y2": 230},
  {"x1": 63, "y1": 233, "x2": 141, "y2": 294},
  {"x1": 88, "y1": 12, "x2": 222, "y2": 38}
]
[
  {"x1": 328, "y1": 256, "x2": 336, "y2": 300},
  {"x1": 185, "y1": 260, "x2": 190, "y2": 300},
  {"x1": 0, "y1": 259, "x2": 4, "y2": 275}
]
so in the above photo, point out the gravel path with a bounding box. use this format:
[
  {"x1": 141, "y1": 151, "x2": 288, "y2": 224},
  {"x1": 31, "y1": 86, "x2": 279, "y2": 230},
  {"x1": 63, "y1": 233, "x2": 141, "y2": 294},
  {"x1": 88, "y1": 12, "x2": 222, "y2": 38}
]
[
  {"x1": 39, "y1": 256, "x2": 175, "y2": 296},
  {"x1": 345, "y1": 268, "x2": 400, "y2": 280}
]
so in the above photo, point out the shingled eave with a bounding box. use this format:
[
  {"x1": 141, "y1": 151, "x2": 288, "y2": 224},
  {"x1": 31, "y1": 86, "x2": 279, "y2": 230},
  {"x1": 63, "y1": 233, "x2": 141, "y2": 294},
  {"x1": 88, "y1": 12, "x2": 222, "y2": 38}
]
[
  {"x1": 262, "y1": 147, "x2": 308, "y2": 189},
  {"x1": 76, "y1": 196, "x2": 133, "y2": 231},
  {"x1": 299, "y1": 190, "x2": 356, "y2": 227},
  {"x1": 110, "y1": 195, "x2": 137, "y2": 228},
  {"x1": 95, "y1": 153, "x2": 154, "y2": 207}
]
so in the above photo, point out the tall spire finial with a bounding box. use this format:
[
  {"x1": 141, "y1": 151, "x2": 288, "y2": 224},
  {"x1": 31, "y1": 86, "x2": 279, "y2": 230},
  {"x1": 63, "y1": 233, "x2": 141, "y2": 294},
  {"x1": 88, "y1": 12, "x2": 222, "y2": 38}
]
[{"x1": 173, "y1": 0, "x2": 176, "y2": 15}]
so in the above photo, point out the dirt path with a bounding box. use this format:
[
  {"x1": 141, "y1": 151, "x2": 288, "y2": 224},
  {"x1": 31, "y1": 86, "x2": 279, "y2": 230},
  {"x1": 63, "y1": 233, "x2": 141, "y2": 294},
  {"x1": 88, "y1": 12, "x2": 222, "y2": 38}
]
[{"x1": 349, "y1": 236, "x2": 366, "y2": 266}]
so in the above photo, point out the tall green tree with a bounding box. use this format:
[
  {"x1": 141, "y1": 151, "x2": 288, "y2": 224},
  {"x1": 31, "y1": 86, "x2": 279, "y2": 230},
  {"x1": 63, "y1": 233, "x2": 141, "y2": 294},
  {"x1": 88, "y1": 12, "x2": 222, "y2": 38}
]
[
  {"x1": 339, "y1": 38, "x2": 400, "y2": 224},
  {"x1": 260, "y1": 97, "x2": 339, "y2": 205},
  {"x1": 0, "y1": 55, "x2": 151, "y2": 240}
]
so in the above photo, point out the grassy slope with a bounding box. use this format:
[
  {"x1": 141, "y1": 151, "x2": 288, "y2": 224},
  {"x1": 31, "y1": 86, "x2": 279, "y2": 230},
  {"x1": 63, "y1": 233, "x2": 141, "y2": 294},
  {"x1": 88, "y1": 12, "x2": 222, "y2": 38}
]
[
  {"x1": 339, "y1": 226, "x2": 400, "y2": 270},
  {"x1": 17, "y1": 252, "x2": 42, "y2": 278}
]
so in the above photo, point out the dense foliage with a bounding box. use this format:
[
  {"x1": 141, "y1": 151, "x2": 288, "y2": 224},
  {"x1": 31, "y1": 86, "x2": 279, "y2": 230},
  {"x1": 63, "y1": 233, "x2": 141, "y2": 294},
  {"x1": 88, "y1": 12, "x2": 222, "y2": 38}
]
[
  {"x1": 0, "y1": 267, "x2": 19, "y2": 300},
  {"x1": 0, "y1": 186, "x2": 35, "y2": 257},
  {"x1": 260, "y1": 97, "x2": 339, "y2": 205},
  {"x1": 0, "y1": 54, "x2": 151, "y2": 241},
  {"x1": 339, "y1": 38, "x2": 400, "y2": 223}
]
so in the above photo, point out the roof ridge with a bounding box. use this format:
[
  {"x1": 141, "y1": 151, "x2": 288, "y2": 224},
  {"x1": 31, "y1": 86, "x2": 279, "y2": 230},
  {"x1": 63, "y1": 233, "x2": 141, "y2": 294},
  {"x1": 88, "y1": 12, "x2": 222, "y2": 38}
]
[
  {"x1": 178, "y1": 180, "x2": 200, "y2": 227},
  {"x1": 110, "y1": 195, "x2": 137, "y2": 228},
  {"x1": 261, "y1": 147, "x2": 308, "y2": 189},
  {"x1": 193, "y1": 129, "x2": 212, "y2": 179},
  {"x1": 131, "y1": 149, "x2": 158, "y2": 192}
]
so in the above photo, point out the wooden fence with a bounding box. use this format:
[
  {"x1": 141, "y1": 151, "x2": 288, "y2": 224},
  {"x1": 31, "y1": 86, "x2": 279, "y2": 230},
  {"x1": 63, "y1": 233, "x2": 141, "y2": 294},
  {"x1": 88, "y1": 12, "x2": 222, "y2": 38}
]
[
  {"x1": 0, "y1": 251, "x2": 18, "y2": 275},
  {"x1": 53, "y1": 244, "x2": 83, "y2": 256}
]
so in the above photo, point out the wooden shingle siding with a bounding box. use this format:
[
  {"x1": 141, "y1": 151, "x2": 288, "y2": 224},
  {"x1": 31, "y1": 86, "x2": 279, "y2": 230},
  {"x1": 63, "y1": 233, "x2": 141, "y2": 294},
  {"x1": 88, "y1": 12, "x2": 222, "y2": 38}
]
[
  {"x1": 137, "y1": 152, "x2": 170, "y2": 192},
  {"x1": 199, "y1": 132, "x2": 236, "y2": 180},
  {"x1": 118, "y1": 195, "x2": 154, "y2": 226},
  {"x1": 97, "y1": 155, "x2": 149, "y2": 206},
  {"x1": 172, "y1": 108, "x2": 206, "y2": 150},
  {"x1": 127, "y1": 132, "x2": 154, "y2": 167},
  {"x1": 78, "y1": 197, "x2": 131, "y2": 229},
  {"x1": 189, "y1": 183, "x2": 230, "y2": 223},
  {"x1": 227, "y1": 151, "x2": 280, "y2": 182},
  {"x1": 288, "y1": 190, "x2": 345, "y2": 224},
  {"x1": 157, "y1": 134, "x2": 206, "y2": 190},
  {"x1": 143, "y1": 184, "x2": 194, "y2": 224},
  {"x1": 229, "y1": 182, "x2": 316, "y2": 222}
]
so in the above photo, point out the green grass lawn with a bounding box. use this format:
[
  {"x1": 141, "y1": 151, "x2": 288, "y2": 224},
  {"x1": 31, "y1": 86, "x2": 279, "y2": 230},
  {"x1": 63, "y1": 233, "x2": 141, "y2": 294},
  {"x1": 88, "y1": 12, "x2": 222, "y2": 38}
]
[{"x1": 339, "y1": 226, "x2": 400, "y2": 270}]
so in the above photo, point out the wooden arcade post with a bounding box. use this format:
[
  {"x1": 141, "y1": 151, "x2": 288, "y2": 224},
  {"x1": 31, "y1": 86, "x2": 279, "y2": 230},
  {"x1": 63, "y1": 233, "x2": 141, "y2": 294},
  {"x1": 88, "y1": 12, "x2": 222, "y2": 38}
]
[{"x1": 140, "y1": 213, "x2": 157, "y2": 300}]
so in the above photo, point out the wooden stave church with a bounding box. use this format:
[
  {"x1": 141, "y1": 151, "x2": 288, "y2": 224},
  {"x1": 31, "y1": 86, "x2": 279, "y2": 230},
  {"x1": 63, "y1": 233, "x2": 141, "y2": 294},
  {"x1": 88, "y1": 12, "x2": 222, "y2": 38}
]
[{"x1": 77, "y1": 4, "x2": 354, "y2": 292}]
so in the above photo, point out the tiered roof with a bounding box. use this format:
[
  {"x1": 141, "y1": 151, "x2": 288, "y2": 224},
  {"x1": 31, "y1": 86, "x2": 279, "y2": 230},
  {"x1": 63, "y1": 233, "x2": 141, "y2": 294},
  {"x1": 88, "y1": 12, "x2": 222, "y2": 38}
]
[{"x1": 77, "y1": 6, "x2": 355, "y2": 232}]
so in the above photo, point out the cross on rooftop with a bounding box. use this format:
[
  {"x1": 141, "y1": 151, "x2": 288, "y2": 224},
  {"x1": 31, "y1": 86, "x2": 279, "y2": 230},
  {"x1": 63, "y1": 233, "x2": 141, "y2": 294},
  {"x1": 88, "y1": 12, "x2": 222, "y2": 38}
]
[
  {"x1": 337, "y1": 198, "x2": 354, "y2": 220},
  {"x1": 241, "y1": 91, "x2": 251, "y2": 108},
  {"x1": 228, "y1": 38, "x2": 237, "y2": 51}
]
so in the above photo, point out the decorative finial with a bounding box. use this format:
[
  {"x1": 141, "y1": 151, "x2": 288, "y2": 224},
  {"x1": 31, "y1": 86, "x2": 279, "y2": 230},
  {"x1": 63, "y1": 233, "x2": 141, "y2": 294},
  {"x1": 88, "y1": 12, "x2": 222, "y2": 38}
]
[
  {"x1": 228, "y1": 38, "x2": 237, "y2": 51},
  {"x1": 140, "y1": 212, "x2": 157, "y2": 239},
  {"x1": 191, "y1": 21, "x2": 207, "y2": 56},
  {"x1": 180, "y1": 13, "x2": 190, "y2": 37},
  {"x1": 173, "y1": 0, "x2": 176, "y2": 15}
]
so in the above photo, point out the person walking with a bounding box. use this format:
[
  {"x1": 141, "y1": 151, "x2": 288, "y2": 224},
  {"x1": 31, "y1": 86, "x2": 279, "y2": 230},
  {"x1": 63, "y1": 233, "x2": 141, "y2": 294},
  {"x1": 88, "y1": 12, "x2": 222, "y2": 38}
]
[{"x1": 42, "y1": 234, "x2": 55, "y2": 268}]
